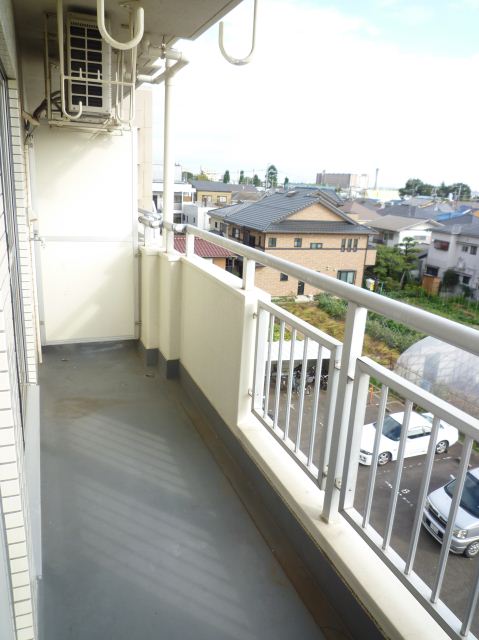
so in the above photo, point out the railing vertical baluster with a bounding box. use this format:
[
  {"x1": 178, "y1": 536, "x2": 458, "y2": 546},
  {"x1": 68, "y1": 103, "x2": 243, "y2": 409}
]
[
  {"x1": 252, "y1": 305, "x2": 269, "y2": 416},
  {"x1": 242, "y1": 257, "x2": 256, "y2": 290},
  {"x1": 362, "y1": 385, "x2": 389, "y2": 528},
  {"x1": 185, "y1": 230, "x2": 195, "y2": 258},
  {"x1": 273, "y1": 320, "x2": 285, "y2": 430},
  {"x1": 431, "y1": 436, "x2": 473, "y2": 604},
  {"x1": 323, "y1": 302, "x2": 367, "y2": 523},
  {"x1": 382, "y1": 400, "x2": 412, "y2": 551},
  {"x1": 284, "y1": 328, "x2": 296, "y2": 442},
  {"x1": 405, "y1": 415, "x2": 440, "y2": 574},
  {"x1": 316, "y1": 345, "x2": 342, "y2": 491},
  {"x1": 307, "y1": 346, "x2": 322, "y2": 468},
  {"x1": 339, "y1": 369, "x2": 370, "y2": 512},
  {"x1": 295, "y1": 336, "x2": 309, "y2": 454},
  {"x1": 461, "y1": 552, "x2": 479, "y2": 636},
  {"x1": 263, "y1": 314, "x2": 274, "y2": 420}
]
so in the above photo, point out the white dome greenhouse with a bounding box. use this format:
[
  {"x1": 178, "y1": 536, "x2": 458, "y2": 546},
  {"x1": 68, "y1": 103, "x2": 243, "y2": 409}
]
[{"x1": 394, "y1": 336, "x2": 479, "y2": 418}]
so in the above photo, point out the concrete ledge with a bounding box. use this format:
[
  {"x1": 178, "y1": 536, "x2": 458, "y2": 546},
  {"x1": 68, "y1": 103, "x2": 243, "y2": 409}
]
[
  {"x1": 179, "y1": 362, "x2": 450, "y2": 640},
  {"x1": 137, "y1": 341, "x2": 159, "y2": 367},
  {"x1": 158, "y1": 349, "x2": 179, "y2": 380}
]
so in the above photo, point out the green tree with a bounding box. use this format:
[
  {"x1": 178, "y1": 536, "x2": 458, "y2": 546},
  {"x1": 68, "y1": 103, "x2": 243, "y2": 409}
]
[
  {"x1": 443, "y1": 269, "x2": 459, "y2": 291},
  {"x1": 222, "y1": 170, "x2": 230, "y2": 184},
  {"x1": 284, "y1": 176, "x2": 289, "y2": 189},
  {"x1": 399, "y1": 178, "x2": 433, "y2": 198},
  {"x1": 239, "y1": 170, "x2": 245, "y2": 184},
  {"x1": 266, "y1": 164, "x2": 278, "y2": 188},
  {"x1": 194, "y1": 170, "x2": 209, "y2": 180},
  {"x1": 252, "y1": 174, "x2": 261, "y2": 187},
  {"x1": 397, "y1": 237, "x2": 420, "y2": 288},
  {"x1": 182, "y1": 171, "x2": 194, "y2": 182},
  {"x1": 371, "y1": 245, "x2": 411, "y2": 289},
  {"x1": 448, "y1": 182, "x2": 471, "y2": 200}
]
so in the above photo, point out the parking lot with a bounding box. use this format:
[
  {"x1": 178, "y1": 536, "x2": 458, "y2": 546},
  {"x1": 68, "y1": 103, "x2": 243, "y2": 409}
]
[{"x1": 266, "y1": 381, "x2": 479, "y2": 634}]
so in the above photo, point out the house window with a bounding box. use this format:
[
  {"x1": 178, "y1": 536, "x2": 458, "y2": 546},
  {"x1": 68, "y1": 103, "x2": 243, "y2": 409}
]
[
  {"x1": 294, "y1": 238, "x2": 302, "y2": 248},
  {"x1": 337, "y1": 270, "x2": 356, "y2": 285},
  {"x1": 426, "y1": 266, "x2": 439, "y2": 277},
  {"x1": 462, "y1": 245, "x2": 469, "y2": 252},
  {"x1": 232, "y1": 228, "x2": 240, "y2": 239},
  {"x1": 173, "y1": 213, "x2": 181, "y2": 223},
  {"x1": 341, "y1": 239, "x2": 346, "y2": 252},
  {"x1": 215, "y1": 221, "x2": 218, "y2": 229},
  {"x1": 280, "y1": 273, "x2": 288, "y2": 281},
  {"x1": 471, "y1": 246, "x2": 478, "y2": 255},
  {"x1": 310, "y1": 242, "x2": 323, "y2": 249},
  {"x1": 433, "y1": 240, "x2": 450, "y2": 251},
  {"x1": 463, "y1": 275, "x2": 471, "y2": 285},
  {"x1": 353, "y1": 239, "x2": 358, "y2": 252},
  {"x1": 347, "y1": 239, "x2": 353, "y2": 252},
  {"x1": 218, "y1": 196, "x2": 227, "y2": 203},
  {"x1": 268, "y1": 237, "x2": 277, "y2": 248}
]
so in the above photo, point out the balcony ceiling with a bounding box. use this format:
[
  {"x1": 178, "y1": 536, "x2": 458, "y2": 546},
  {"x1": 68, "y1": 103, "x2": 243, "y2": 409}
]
[{"x1": 14, "y1": 0, "x2": 243, "y2": 47}]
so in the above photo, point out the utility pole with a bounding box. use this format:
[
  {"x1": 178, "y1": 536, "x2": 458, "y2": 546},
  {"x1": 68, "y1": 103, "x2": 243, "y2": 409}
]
[{"x1": 374, "y1": 168, "x2": 379, "y2": 191}]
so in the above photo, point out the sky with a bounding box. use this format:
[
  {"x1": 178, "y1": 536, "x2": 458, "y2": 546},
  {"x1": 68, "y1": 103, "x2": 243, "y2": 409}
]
[{"x1": 150, "y1": 0, "x2": 479, "y2": 190}]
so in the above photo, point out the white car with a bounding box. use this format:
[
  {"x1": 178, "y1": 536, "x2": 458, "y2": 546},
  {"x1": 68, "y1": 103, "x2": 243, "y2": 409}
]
[{"x1": 359, "y1": 410, "x2": 459, "y2": 466}]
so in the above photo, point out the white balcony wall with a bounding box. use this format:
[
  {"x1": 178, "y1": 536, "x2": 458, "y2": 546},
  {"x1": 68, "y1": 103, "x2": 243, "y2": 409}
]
[
  {"x1": 140, "y1": 246, "x2": 450, "y2": 640},
  {"x1": 22, "y1": 50, "x2": 136, "y2": 344}
]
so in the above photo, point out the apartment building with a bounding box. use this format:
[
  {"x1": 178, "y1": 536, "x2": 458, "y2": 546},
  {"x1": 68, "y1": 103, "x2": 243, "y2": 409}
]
[
  {"x1": 190, "y1": 179, "x2": 259, "y2": 207},
  {"x1": 210, "y1": 188, "x2": 377, "y2": 296}
]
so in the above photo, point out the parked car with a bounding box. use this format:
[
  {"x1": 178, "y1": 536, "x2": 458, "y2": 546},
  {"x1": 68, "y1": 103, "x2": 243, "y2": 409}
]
[
  {"x1": 422, "y1": 468, "x2": 479, "y2": 558},
  {"x1": 359, "y1": 411, "x2": 459, "y2": 466}
]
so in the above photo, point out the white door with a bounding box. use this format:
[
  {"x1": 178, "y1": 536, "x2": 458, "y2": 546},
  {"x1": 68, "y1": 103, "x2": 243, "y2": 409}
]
[
  {"x1": 406, "y1": 426, "x2": 431, "y2": 457},
  {"x1": 32, "y1": 126, "x2": 138, "y2": 344}
]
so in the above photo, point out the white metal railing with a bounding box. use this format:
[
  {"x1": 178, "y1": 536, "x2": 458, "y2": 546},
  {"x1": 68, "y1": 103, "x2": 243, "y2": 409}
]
[
  {"x1": 252, "y1": 299, "x2": 342, "y2": 485},
  {"x1": 341, "y1": 357, "x2": 479, "y2": 639},
  {"x1": 162, "y1": 221, "x2": 479, "y2": 639}
]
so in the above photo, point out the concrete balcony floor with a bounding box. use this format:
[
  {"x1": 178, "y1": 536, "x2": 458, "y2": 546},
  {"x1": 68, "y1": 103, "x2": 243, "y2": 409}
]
[{"x1": 39, "y1": 342, "x2": 326, "y2": 640}]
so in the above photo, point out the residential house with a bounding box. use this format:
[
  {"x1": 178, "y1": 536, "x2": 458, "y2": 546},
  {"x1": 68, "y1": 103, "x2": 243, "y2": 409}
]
[
  {"x1": 367, "y1": 215, "x2": 442, "y2": 246},
  {"x1": 425, "y1": 220, "x2": 479, "y2": 296},
  {"x1": 173, "y1": 236, "x2": 233, "y2": 270},
  {"x1": 209, "y1": 189, "x2": 376, "y2": 296},
  {"x1": 340, "y1": 199, "x2": 383, "y2": 224},
  {"x1": 152, "y1": 164, "x2": 196, "y2": 221},
  {"x1": 0, "y1": 2, "x2": 474, "y2": 640},
  {"x1": 190, "y1": 179, "x2": 259, "y2": 207}
]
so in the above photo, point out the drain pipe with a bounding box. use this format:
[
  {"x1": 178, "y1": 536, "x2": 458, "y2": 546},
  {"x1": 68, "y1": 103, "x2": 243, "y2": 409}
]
[{"x1": 162, "y1": 56, "x2": 175, "y2": 253}]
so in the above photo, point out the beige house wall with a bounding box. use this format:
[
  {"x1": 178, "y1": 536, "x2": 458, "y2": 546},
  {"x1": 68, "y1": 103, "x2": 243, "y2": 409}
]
[
  {"x1": 287, "y1": 203, "x2": 345, "y2": 221},
  {"x1": 255, "y1": 236, "x2": 369, "y2": 296},
  {"x1": 197, "y1": 190, "x2": 232, "y2": 206}
]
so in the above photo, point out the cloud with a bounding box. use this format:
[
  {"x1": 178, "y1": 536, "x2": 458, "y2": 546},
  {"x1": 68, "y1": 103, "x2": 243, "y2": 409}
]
[{"x1": 152, "y1": 0, "x2": 479, "y2": 189}]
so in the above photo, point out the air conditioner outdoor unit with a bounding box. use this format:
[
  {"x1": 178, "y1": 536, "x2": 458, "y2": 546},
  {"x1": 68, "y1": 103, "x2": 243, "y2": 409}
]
[{"x1": 66, "y1": 13, "x2": 112, "y2": 116}]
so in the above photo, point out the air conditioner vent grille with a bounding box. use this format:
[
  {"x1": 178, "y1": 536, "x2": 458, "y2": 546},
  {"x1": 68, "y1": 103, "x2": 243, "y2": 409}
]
[{"x1": 67, "y1": 14, "x2": 111, "y2": 114}]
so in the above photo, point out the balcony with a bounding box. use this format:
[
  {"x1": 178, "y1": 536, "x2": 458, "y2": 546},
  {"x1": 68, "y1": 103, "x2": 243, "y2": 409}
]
[
  {"x1": 134, "y1": 223, "x2": 479, "y2": 640},
  {"x1": 39, "y1": 341, "x2": 331, "y2": 640}
]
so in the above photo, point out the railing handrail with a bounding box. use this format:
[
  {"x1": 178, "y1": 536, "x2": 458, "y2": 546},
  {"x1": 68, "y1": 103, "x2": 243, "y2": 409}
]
[{"x1": 164, "y1": 221, "x2": 479, "y2": 357}]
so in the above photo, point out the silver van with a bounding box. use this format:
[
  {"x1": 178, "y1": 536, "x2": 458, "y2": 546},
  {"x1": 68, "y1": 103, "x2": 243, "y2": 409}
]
[{"x1": 422, "y1": 468, "x2": 479, "y2": 558}]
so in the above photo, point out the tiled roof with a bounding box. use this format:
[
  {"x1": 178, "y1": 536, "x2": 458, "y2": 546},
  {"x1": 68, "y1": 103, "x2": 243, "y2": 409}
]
[
  {"x1": 433, "y1": 222, "x2": 479, "y2": 238},
  {"x1": 174, "y1": 236, "x2": 233, "y2": 258},
  {"x1": 267, "y1": 221, "x2": 374, "y2": 234},
  {"x1": 210, "y1": 189, "x2": 358, "y2": 232},
  {"x1": 368, "y1": 215, "x2": 438, "y2": 232},
  {"x1": 208, "y1": 202, "x2": 252, "y2": 220}
]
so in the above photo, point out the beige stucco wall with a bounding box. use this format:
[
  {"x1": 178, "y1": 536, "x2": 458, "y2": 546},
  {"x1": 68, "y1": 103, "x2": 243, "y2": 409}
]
[
  {"x1": 287, "y1": 202, "x2": 344, "y2": 221},
  {"x1": 197, "y1": 190, "x2": 232, "y2": 205}
]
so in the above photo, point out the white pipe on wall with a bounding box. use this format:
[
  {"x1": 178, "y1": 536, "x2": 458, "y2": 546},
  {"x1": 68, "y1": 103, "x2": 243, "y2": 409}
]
[{"x1": 162, "y1": 57, "x2": 175, "y2": 253}]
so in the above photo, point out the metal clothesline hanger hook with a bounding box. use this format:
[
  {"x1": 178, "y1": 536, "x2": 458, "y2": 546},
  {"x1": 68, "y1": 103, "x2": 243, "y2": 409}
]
[
  {"x1": 97, "y1": 0, "x2": 144, "y2": 51},
  {"x1": 218, "y1": 0, "x2": 258, "y2": 66}
]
